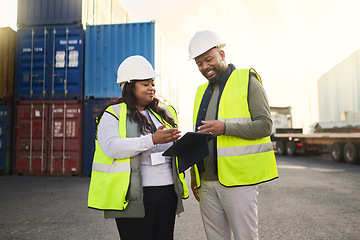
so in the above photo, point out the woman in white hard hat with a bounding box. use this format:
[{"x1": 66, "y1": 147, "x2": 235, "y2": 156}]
[{"x1": 88, "y1": 55, "x2": 189, "y2": 240}]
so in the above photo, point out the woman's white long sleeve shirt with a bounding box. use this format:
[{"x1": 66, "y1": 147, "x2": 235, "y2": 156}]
[{"x1": 97, "y1": 109, "x2": 174, "y2": 187}]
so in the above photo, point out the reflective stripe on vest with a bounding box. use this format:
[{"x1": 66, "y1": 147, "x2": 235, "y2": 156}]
[
  {"x1": 193, "y1": 68, "x2": 278, "y2": 187},
  {"x1": 218, "y1": 142, "x2": 274, "y2": 157},
  {"x1": 218, "y1": 117, "x2": 252, "y2": 124},
  {"x1": 88, "y1": 102, "x2": 131, "y2": 211},
  {"x1": 92, "y1": 161, "x2": 131, "y2": 173}
]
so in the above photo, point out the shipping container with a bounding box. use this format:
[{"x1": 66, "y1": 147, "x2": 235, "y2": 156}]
[
  {"x1": 17, "y1": 0, "x2": 131, "y2": 27},
  {"x1": 16, "y1": 25, "x2": 84, "y2": 99},
  {"x1": 84, "y1": 21, "x2": 179, "y2": 109},
  {"x1": 0, "y1": 100, "x2": 14, "y2": 175},
  {"x1": 82, "y1": 98, "x2": 110, "y2": 176},
  {"x1": 84, "y1": 22, "x2": 154, "y2": 99},
  {"x1": 13, "y1": 99, "x2": 83, "y2": 176},
  {"x1": 318, "y1": 49, "x2": 360, "y2": 122},
  {"x1": 0, "y1": 101, "x2": 7, "y2": 173},
  {"x1": 0, "y1": 27, "x2": 16, "y2": 100}
]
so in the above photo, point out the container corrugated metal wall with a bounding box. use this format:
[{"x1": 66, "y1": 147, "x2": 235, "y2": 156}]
[
  {"x1": 318, "y1": 49, "x2": 360, "y2": 122},
  {"x1": 0, "y1": 101, "x2": 7, "y2": 173},
  {"x1": 0, "y1": 28, "x2": 16, "y2": 100},
  {"x1": 13, "y1": 100, "x2": 83, "y2": 176},
  {"x1": 0, "y1": 100, "x2": 14, "y2": 175},
  {"x1": 84, "y1": 22, "x2": 156, "y2": 99},
  {"x1": 17, "y1": 0, "x2": 82, "y2": 26},
  {"x1": 82, "y1": 98, "x2": 109, "y2": 176},
  {"x1": 16, "y1": 25, "x2": 84, "y2": 99},
  {"x1": 17, "y1": 0, "x2": 131, "y2": 27}
]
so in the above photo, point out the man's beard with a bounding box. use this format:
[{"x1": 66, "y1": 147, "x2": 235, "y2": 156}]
[{"x1": 203, "y1": 67, "x2": 221, "y2": 83}]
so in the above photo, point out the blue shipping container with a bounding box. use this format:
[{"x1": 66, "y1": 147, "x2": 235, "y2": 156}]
[
  {"x1": 16, "y1": 25, "x2": 84, "y2": 100},
  {"x1": 17, "y1": 0, "x2": 131, "y2": 27},
  {"x1": 83, "y1": 98, "x2": 110, "y2": 176},
  {"x1": 0, "y1": 100, "x2": 13, "y2": 174},
  {"x1": 17, "y1": 0, "x2": 83, "y2": 26},
  {"x1": 84, "y1": 22, "x2": 157, "y2": 99}
]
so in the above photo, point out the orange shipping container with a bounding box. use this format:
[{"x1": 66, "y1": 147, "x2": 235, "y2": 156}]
[
  {"x1": 0, "y1": 27, "x2": 16, "y2": 100},
  {"x1": 13, "y1": 100, "x2": 83, "y2": 176}
]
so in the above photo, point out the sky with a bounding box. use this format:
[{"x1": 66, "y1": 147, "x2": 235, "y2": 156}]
[
  {"x1": 2, "y1": 0, "x2": 360, "y2": 133},
  {"x1": 121, "y1": 0, "x2": 360, "y2": 132}
]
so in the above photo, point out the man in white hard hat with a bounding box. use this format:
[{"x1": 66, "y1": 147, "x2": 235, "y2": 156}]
[{"x1": 189, "y1": 30, "x2": 278, "y2": 240}]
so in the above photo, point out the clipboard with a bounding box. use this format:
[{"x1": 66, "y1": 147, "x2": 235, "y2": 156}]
[{"x1": 162, "y1": 132, "x2": 213, "y2": 173}]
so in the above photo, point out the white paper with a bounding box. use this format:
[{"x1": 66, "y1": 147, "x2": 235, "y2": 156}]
[{"x1": 150, "y1": 151, "x2": 166, "y2": 166}]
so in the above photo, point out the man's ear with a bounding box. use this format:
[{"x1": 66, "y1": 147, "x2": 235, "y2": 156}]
[{"x1": 219, "y1": 49, "x2": 225, "y2": 60}]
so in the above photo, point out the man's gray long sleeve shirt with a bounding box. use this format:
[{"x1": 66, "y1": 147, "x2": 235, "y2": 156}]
[{"x1": 224, "y1": 75, "x2": 273, "y2": 139}]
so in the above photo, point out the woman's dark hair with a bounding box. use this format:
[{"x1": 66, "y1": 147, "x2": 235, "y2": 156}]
[{"x1": 94, "y1": 81, "x2": 177, "y2": 135}]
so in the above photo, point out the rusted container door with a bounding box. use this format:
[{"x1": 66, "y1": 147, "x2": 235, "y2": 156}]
[
  {"x1": 14, "y1": 101, "x2": 48, "y2": 174},
  {"x1": 49, "y1": 100, "x2": 82, "y2": 175},
  {"x1": 13, "y1": 100, "x2": 82, "y2": 175}
]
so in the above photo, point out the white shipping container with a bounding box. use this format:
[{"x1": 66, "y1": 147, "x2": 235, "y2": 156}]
[
  {"x1": 318, "y1": 49, "x2": 360, "y2": 122},
  {"x1": 82, "y1": 0, "x2": 132, "y2": 26}
]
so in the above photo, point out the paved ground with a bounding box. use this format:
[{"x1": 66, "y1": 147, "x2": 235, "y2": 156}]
[
  {"x1": 1, "y1": 154, "x2": 360, "y2": 239},
  {"x1": 0, "y1": 170, "x2": 204, "y2": 240}
]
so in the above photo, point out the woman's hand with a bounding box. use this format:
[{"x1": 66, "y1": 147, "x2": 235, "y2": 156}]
[{"x1": 152, "y1": 125, "x2": 181, "y2": 144}]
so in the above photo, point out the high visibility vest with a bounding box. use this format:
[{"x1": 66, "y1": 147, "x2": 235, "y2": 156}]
[
  {"x1": 149, "y1": 106, "x2": 189, "y2": 200},
  {"x1": 193, "y1": 69, "x2": 278, "y2": 187},
  {"x1": 88, "y1": 103, "x2": 188, "y2": 211}
]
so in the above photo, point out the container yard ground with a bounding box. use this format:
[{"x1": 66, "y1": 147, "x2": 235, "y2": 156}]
[
  {"x1": 2, "y1": 155, "x2": 360, "y2": 240},
  {"x1": 0, "y1": 170, "x2": 205, "y2": 240}
]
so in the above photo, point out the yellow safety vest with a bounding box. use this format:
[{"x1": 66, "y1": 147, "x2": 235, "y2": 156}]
[
  {"x1": 149, "y1": 106, "x2": 189, "y2": 200},
  {"x1": 193, "y1": 69, "x2": 278, "y2": 187},
  {"x1": 88, "y1": 103, "x2": 188, "y2": 210}
]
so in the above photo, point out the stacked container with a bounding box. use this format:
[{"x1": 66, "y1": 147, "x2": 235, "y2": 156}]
[
  {"x1": 0, "y1": 27, "x2": 16, "y2": 175},
  {"x1": 17, "y1": 0, "x2": 131, "y2": 27},
  {"x1": 16, "y1": 25, "x2": 85, "y2": 99},
  {"x1": 14, "y1": 0, "x2": 131, "y2": 176},
  {"x1": 14, "y1": 100, "x2": 83, "y2": 175},
  {"x1": 0, "y1": 102, "x2": 8, "y2": 174},
  {"x1": 82, "y1": 21, "x2": 177, "y2": 176},
  {"x1": 83, "y1": 99, "x2": 109, "y2": 176}
]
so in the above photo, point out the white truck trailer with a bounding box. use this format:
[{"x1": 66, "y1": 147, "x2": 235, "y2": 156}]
[
  {"x1": 271, "y1": 106, "x2": 360, "y2": 164},
  {"x1": 273, "y1": 132, "x2": 360, "y2": 164}
]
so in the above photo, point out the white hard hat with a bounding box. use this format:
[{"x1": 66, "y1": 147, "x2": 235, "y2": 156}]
[
  {"x1": 116, "y1": 55, "x2": 159, "y2": 84},
  {"x1": 188, "y1": 30, "x2": 226, "y2": 59}
]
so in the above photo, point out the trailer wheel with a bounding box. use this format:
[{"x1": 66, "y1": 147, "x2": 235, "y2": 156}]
[
  {"x1": 286, "y1": 141, "x2": 296, "y2": 156},
  {"x1": 343, "y1": 143, "x2": 359, "y2": 164},
  {"x1": 276, "y1": 141, "x2": 286, "y2": 155},
  {"x1": 331, "y1": 143, "x2": 344, "y2": 162}
]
